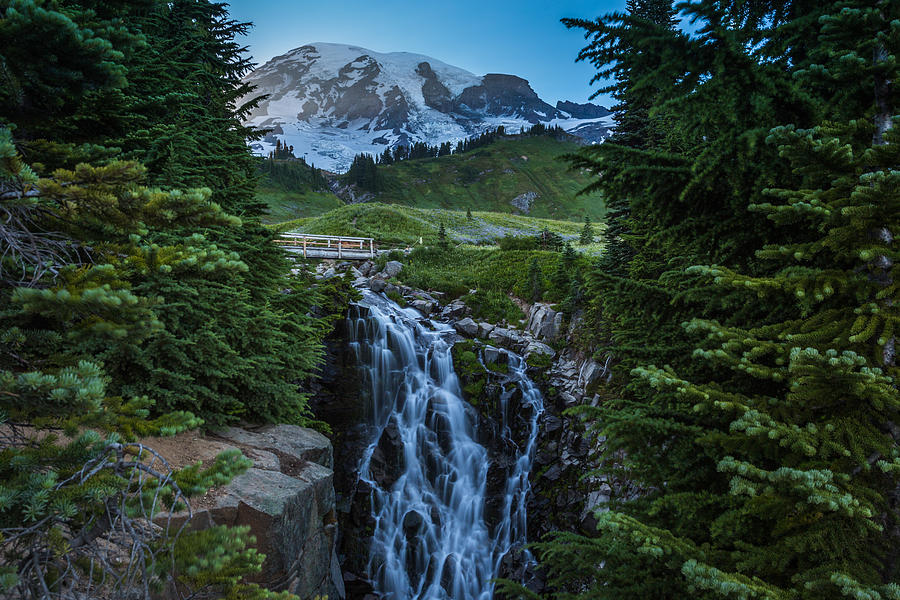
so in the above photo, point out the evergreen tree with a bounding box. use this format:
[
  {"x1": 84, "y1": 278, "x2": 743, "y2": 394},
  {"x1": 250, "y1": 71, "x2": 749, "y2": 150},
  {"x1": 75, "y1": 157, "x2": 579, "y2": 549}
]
[
  {"x1": 347, "y1": 153, "x2": 381, "y2": 192},
  {"x1": 549, "y1": 258, "x2": 571, "y2": 304},
  {"x1": 537, "y1": 228, "x2": 564, "y2": 251},
  {"x1": 0, "y1": 3, "x2": 345, "y2": 596},
  {"x1": 579, "y1": 215, "x2": 595, "y2": 245},
  {"x1": 565, "y1": 0, "x2": 677, "y2": 275},
  {"x1": 438, "y1": 221, "x2": 448, "y2": 249},
  {"x1": 258, "y1": 156, "x2": 328, "y2": 192},
  {"x1": 528, "y1": 258, "x2": 544, "y2": 303},
  {"x1": 502, "y1": 0, "x2": 841, "y2": 598},
  {"x1": 0, "y1": 132, "x2": 292, "y2": 599}
]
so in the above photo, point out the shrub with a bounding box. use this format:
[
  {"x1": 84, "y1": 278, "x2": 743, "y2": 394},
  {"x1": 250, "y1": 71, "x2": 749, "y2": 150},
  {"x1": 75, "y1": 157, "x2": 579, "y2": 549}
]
[
  {"x1": 461, "y1": 290, "x2": 523, "y2": 323},
  {"x1": 499, "y1": 235, "x2": 539, "y2": 251}
]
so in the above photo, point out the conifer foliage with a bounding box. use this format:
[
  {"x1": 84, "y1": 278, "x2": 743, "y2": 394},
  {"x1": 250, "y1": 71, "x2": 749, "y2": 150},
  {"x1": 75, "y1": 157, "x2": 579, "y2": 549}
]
[
  {"x1": 0, "y1": 134, "x2": 290, "y2": 600},
  {"x1": 515, "y1": 1, "x2": 900, "y2": 599},
  {"x1": 0, "y1": 0, "x2": 340, "y2": 597}
]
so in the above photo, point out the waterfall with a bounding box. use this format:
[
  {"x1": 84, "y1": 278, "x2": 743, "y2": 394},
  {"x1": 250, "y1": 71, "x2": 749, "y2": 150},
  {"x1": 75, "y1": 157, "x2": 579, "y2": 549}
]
[{"x1": 347, "y1": 290, "x2": 544, "y2": 600}]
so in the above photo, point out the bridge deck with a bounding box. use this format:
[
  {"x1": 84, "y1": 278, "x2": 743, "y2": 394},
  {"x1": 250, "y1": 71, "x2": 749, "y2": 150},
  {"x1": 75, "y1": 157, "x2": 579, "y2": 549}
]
[{"x1": 275, "y1": 233, "x2": 377, "y2": 260}]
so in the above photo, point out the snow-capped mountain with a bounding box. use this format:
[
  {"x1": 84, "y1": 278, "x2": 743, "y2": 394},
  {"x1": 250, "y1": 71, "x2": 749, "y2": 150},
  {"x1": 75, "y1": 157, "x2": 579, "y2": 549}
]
[{"x1": 242, "y1": 43, "x2": 613, "y2": 172}]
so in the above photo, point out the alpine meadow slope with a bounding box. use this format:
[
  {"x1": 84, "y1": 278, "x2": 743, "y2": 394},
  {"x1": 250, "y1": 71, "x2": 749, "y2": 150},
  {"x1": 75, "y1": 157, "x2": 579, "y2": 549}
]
[{"x1": 259, "y1": 134, "x2": 607, "y2": 223}]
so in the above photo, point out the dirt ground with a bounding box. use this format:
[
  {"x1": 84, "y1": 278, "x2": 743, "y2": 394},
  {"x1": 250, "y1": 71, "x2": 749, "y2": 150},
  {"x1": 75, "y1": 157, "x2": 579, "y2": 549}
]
[{"x1": 139, "y1": 431, "x2": 240, "y2": 512}]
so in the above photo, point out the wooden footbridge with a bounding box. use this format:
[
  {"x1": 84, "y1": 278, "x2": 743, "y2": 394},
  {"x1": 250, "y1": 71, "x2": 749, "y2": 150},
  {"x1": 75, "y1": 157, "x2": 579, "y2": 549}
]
[{"x1": 274, "y1": 233, "x2": 378, "y2": 260}]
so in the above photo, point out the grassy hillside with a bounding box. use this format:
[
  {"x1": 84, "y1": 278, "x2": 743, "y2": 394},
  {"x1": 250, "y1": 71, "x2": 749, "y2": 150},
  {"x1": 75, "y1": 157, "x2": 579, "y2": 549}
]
[
  {"x1": 257, "y1": 188, "x2": 345, "y2": 223},
  {"x1": 256, "y1": 136, "x2": 606, "y2": 224},
  {"x1": 271, "y1": 203, "x2": 603, "y2": 251},
  {"x1": 255, "y1": 157, "x2": 344, "y2": 222},
  {"x1": 376, "y1": 136, "x2": 605, "y2": 221}
]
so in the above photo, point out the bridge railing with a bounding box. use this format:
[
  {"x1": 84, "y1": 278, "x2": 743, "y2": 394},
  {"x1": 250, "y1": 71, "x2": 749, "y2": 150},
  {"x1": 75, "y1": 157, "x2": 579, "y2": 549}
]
[{"x1": 274, "y1": 233, "x2": 376, "y2": 259}]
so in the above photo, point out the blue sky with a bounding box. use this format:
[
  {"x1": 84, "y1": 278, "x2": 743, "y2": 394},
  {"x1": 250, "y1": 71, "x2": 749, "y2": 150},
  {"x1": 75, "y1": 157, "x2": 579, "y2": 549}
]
[{"x1": 226, "y1": 0, "x2": 628, "y2": 106}]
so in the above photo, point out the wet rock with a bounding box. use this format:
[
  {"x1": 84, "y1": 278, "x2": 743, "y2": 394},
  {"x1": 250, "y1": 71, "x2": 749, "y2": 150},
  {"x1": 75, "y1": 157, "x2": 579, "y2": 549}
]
[
  {"x1": 410, "y1": 299, "x2": 436, "y2": 315},
  {"x1": 369, "y1": 419, "x2": 404, "y2": 489},
  {"x1": 484, "y1": 453, "x2": 517, "y2": 531},
  {"x1": 427, "y1": 409, "x2": 454, "y2": 456},
  {"x1": 498, "y1": 547, "x2": 543, "y2": 594},
  {"x1": 343, "y1": 571, "x2": 375, "y2": 599},
  {"x1": 482, "y1": 346, "x2": 507, "y2": 366},
  {"x1": 440, "y1": 554, "x2": 458, "y2": 594},
  {"x1": 453, "y1": 317, "x2": 479, "y2": 337},
  {"x1": 369, "y1": 276, "x2": 387, "y2": 293},
  {"x1": 402, "y1": 510, "x2": 425, "y2": 538}
]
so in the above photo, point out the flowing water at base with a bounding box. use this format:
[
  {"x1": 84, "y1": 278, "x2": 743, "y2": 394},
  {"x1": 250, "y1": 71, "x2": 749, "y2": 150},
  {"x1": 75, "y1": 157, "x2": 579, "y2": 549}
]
[{"x1": 347, "y1": 292, "x2": 543, "y2": 600}]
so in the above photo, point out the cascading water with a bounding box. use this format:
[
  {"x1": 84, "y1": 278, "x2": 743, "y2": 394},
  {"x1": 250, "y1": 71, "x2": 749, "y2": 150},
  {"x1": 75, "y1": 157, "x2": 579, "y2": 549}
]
[{"x1": 347, "y1": 290, "x2": 544, "y2": 600}]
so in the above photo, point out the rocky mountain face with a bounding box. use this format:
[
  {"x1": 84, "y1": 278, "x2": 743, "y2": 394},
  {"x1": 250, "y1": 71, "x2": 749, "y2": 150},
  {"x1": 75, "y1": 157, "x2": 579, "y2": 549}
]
[{"x1": 242, "y1": 43, "x2": 613, "y2": 172}]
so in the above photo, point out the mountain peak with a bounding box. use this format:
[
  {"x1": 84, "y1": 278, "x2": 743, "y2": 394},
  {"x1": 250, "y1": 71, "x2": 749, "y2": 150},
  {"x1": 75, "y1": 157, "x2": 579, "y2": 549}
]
[{"x1": 243, "y1": 43, "x2": 612, "y2": 172}]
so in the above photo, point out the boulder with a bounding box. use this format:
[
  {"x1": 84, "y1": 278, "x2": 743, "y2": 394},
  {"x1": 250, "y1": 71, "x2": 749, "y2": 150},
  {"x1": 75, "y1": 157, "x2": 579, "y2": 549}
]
[
  {"x1": 440, "y1": 301, "x2": 469, "y2": 320},
  {"x1": 541, "y1": 464, "x2": 562, "y2": 482},
  {"x1": 540, "y1": 414, "x2": 563, "y2": 434},
  {"x1": 242, "y1": 446, "x2": 281, "y2": 472},
  {"x1": 477, "y1": 322, "x2": 495, "y2": 338},
  {"x1": 369, "y1": 276, "x2": 387, "y2": 294},
  {"x1": 402, "y1": 510, "x2": 425, "y2": 538},
  {"x1": 488, "y1": 327, "x2": 525, "y2": 351},
  {"x1": 382, "y1": 260, "x2": 403, "y2": 278},
  {"x1": 368, "y1": 419, "x2": 405, "y2": 489},
  {"x1": 524, "y1": 342, "x2": 556, "y2": 361},
  {"x1": 357, "y1": 260, "x2": 375, "y2": 276},
  {"x1": 410, "y1": 299, "x2": 437, "y2": 315},
  {"x1": 453, "y1": 317, "x2": 479, "y2": 337},
  {"x1": 559, "y1": 392, "x2": 580, "y2": 408},
  {"x1": 217, "y1": 424, "x2": 333, "y2": 469}
]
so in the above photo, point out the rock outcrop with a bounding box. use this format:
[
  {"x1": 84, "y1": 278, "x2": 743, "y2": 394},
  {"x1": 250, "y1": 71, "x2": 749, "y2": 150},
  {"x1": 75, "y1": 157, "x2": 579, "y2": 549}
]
[
  {"x1": 154, "y1": 426, "x2": 344, "y2": 600},
  {"x1": 526, "y1": 303, "x2": 563, "y2": 343}
]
